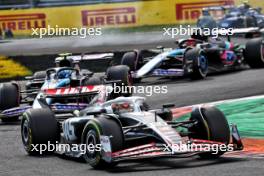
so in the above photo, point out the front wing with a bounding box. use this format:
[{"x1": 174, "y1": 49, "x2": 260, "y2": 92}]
[{"x1": 106, "y1": 125, "x2": 243, "y2": 162}]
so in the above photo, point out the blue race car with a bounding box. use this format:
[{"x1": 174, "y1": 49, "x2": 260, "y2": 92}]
[
  {"x1": 197, "y1": 3, "x2": 264, "y2": 29},
  {"x1": 120, "y1": 32, "x2": 264, "y2": 83}
]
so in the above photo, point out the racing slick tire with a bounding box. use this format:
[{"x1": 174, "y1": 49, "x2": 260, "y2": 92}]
[
  {"x1": 33, "y1": 71, "x2": 46, "y2": 79},
  {"x1": 106, "y1": 65, "x2": 132, "y2": 97},
  {"x1": 121, "y1": 51, "x2": 143, "y2": 83},
  {"x1": 0, "y1": 83, "x2": 20, "y2": 122},
  {"x1": 244, "y1": 38, "x2": 264, "y2": 68},
  {"x1": 83, "y1": 77, "x2": 102, "y2": 85},
  {"x1": 81, "y1": 115, "x2": 124, "y2": 169},
  {"x1": 21, "y1": 108, "x2": 59, "y2": 155},
  {"x1": 26, "y1": 71, "x2": 46, "y2": 90},
  {"x1": 189, "y1": 106, "x2": 230, "y2": 159},
  {"x1": 184, "y1": 48, "x2": 208, "y2": 80}
]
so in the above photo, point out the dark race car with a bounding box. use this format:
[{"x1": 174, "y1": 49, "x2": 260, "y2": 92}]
[
  {"x1": 25, "y1": 53, "x2": 114, "y2": 90},
  {"x1": 0, "y1": 65, "x2": 131, "y2": 122},
  {"x1": 21, "y1": 95, "x2": 243, "y2": 169},
  {"x1": 197, "y1": 3, "x2": 264, "y2": 29}
]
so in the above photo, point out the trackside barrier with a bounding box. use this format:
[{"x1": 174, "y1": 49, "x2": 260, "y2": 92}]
[{"x1": 0, "y1": 0, "x2": 261, "y2": 36}]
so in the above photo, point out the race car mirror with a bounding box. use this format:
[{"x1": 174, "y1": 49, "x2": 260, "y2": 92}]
[
  {"x1": 85, "y1": 108, "x2": 107, "y2": 116},
  {"x1": 156, "y1": 45, "x2": 164, "y2": 51}
]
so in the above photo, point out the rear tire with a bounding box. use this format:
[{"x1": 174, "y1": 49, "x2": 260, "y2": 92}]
[
  {"x1": 21, "y1": 108, "x2": 59, "y2": 155},
  {"x1": 121, "y1": 52, "x2": 137, "y2": 71},
  {"x1": 106, "y1": 65, "x2": 132, "y2": 97},
  {"x1": 189, "y1": 106, "x2": 230, "y2": 158},
  {"x1": 83, "y1": 77, "x2": 102, "y2": 85},
  {"x1": 244, "y1": 38, "x2": 264, "y2": 68},
  {"x1": 121, "y1": 51, "x2": 143, "y2": 83},
  {"x1": 1, "y1": 116, "x2": 19, "y2": 122},
  {"x1": 184, "y1": 48, "x2": 208, "y2": 80},
  {"x1": 82, "y1": 115, "x2": 123, "y2": 169},
  {"x1": 33, "y1": 71, "x2": 46, "y2": 79},
  {"x1": 0, "y1": 83, "x2": 20, "y2": 122},
  {"x1": 26, "y1": 71, "x2": 46, "y2": 90}
]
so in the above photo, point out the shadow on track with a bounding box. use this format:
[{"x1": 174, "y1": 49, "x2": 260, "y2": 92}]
[
  {"x1": 136, "y1": 69, "x2": 246, "y2": 86},
  {"x1": 0, "y1": 121, "x2": 20, "y2": 126},
  {"x1": 103, "y1": 157, "x2": 247, "y2": 173}
]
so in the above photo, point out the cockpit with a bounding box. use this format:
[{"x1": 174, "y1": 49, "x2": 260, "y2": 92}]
[{"x1": 102, "y1": 97, "x2": 148, "y2": 114}]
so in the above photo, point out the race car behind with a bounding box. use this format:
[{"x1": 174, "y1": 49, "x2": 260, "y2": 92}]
[
  {"x1": 0, "y1": 65, "x2": 131, "y2": 122},
  {"x1": 197, "y1": 3, "x2": 264, "y2": 29},
  {"x1": 25, "y1": 53, "x2": 114, "y2": 90},
  {"x1": 120, "y1": 33, "x2": 264, "y2": 83}
]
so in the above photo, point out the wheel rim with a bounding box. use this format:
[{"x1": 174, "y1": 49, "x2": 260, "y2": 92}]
[
  {"x1": 261, "y1": 43, "x2": 264, "y2": 62},
  {"x1": 22, "y1": 119, "x2": 29, "y2": 144},
  {"x1": 198, "y1": 55, "x2": 208, "y2": 75},
  {"x1": 85, "y1": 130, "x2": 97, "y2": 160}
]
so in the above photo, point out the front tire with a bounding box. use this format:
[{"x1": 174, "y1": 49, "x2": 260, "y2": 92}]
[
  {"x1": 244, "y1": 38, "x2": 264, "y2": 68},
  {"x1": 21, "y1": 108, "x2": 59, "y2": 155},
  {"x1": 189, "y1": 106, "x2": 230, "y2": 158},
  {"x1": 82, "y1": 116, "x2": 123, "y2": 169}
]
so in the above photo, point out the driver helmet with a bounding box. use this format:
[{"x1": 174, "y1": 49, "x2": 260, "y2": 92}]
[
  {"x1": 202, "y1": 9, "x2": 210, "y2": 16},
  {"x1": 111, "y1": 102, "x2": 134, "y2": 114},
  {"x1": 57, "y1": 70, "x2": 72, "y2": 79},
  {"x1": 191, "y1": 32, "x2": 208, "y2": 41},
  {"x1": 58, "y1": 58, "x2": 73, "y2": 67}
]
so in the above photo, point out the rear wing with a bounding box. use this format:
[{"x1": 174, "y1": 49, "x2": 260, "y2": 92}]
[
  {"x1": 43, "y1": 85, "x2": 105, "y2": 98},
  {"x1": 203, "y1": 5, "x2": 234, "y2": 11},
  {"x1": 232, "y1": 27, "x2": 261, "y2": 34},
  {"x1": 195, "y1": 27, "x2": 262, "y2": 40},
  {"x1": 55, "y1": 53, "x2": 114, "y2": 64},
  {"x1": 228, "y1": 27, "x2": 262, "y2": 39}
]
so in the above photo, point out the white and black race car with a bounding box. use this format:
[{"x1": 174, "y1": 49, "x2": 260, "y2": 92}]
[{"x1": 21, "y1": 94, "x2": 243, "y2": 169}]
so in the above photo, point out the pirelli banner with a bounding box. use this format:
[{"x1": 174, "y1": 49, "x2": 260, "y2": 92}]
[{"x1": 0, "y1": 0, "x2": 249, "y2": 36}]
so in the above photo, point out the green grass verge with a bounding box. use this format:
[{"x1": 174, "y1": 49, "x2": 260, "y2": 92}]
[{"x1": 175, "y1": 98, "x2": 264, "y2": 139}]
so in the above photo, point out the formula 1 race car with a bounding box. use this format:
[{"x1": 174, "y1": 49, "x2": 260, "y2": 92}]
[
  {"x1": 197, "y1": 3, "x2": 264, "y2": 29},
  {"x1": 25, "y1": 53, "x2": 114, "y2": 90},
  {"x1": 120, "y1": 33, "x2": 264, "y2": 83},
  {"x1": 21, "y1": 95, "x2": 243, "y2": 169},
  {"x1": 0, "y1": 65, "x2": 131, "y2": 122}
]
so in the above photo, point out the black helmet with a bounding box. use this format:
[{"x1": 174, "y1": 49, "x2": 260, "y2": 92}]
[
  {"x1": 191, "y1": 32, "x2": 208, "y2": 41},
  {"x1": 58, "y1": 58, "x2": 73, "y2": 67}
]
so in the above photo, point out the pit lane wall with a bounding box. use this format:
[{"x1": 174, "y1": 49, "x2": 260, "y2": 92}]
[{"x1": 0, "y1": 0, "x2": 261, "y2": 36}]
